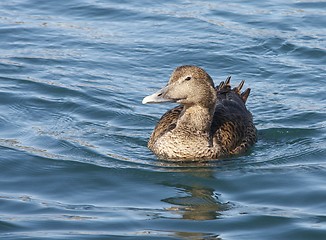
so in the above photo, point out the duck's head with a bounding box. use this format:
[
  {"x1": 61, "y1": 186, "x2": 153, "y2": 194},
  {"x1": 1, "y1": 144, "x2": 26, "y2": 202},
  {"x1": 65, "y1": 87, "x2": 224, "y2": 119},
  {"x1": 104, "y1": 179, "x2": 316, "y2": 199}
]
[{"x1": 142, "y1": 65, "x2": 217, "y2": 109}]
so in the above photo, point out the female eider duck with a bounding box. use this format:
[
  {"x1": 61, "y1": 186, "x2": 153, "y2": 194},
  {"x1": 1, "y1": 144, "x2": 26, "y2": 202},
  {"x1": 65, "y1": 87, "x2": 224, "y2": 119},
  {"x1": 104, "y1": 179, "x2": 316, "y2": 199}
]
[{"x1": 142, "y1": 65, "x2": 257, "y2": 160}]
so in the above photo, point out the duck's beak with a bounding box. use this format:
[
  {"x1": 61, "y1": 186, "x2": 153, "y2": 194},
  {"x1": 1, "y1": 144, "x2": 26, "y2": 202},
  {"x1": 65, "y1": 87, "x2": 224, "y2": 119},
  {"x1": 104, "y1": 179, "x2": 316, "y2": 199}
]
[{"x1": 142, "y1": 86, "x2": 172, "y2": 104}]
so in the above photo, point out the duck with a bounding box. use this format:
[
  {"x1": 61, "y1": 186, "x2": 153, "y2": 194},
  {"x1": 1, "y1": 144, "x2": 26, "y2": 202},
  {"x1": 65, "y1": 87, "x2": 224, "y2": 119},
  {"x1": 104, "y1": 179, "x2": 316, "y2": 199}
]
[{"x1": 142, "y1": 65, "x2": 257, "y2": 160}]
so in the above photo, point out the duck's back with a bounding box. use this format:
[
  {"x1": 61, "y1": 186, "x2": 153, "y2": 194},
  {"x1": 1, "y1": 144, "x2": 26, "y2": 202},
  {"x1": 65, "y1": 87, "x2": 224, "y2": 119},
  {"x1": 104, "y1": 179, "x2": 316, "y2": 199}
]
[{"x1": 211, "y1": 85, "x2": 257, "y2": 155}]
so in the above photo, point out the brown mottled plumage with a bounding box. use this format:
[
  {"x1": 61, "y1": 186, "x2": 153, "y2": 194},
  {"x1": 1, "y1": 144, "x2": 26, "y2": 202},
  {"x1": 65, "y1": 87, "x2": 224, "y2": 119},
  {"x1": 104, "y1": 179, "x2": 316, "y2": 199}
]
[{"x1": 142, "y1": 65, "x2": 257, "y2": 160}]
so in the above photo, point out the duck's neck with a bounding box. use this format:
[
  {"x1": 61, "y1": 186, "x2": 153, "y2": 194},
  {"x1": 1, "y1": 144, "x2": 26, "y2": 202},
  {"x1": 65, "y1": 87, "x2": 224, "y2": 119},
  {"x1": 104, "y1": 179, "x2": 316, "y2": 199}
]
[{"x1": 178, "y1": 105, "x2": 215, "y2": 133}]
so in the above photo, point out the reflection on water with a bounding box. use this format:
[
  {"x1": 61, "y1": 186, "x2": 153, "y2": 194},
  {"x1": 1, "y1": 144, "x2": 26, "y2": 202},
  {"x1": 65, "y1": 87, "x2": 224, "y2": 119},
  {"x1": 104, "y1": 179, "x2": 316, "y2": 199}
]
[
  {"x1": 175, "y1": 232, "x2": 222, "y2": 240},
  {"x1": 162, "y1": 170, "x2": 230, "y2": 221},
  {"x1": 160, "y1": 170, "x2": 228, "y2": 239},
  {"x1": 163, "y1": 184, "x2": 228, "y2": 221}
]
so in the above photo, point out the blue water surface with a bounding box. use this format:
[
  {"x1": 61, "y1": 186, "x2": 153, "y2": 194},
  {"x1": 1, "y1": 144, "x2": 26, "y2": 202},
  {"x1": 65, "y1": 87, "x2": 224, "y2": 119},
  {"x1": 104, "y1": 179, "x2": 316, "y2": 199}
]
[{"x1": 0, "y1": 0, "x2": 325, "y2": 239}]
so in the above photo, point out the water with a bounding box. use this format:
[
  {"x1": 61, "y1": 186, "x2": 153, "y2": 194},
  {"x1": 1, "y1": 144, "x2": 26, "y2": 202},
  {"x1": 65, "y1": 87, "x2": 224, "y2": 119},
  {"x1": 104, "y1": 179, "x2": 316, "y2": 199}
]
[{"x1": 0, "y1": 0, "x2": 325, "y2": 239}]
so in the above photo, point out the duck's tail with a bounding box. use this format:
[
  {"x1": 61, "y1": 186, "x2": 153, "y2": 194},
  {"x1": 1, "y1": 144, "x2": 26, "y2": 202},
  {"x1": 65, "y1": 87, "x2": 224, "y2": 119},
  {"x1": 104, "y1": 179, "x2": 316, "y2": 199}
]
[{"x1": 216, "y1": 76, "x2": 251, "y2": 104}]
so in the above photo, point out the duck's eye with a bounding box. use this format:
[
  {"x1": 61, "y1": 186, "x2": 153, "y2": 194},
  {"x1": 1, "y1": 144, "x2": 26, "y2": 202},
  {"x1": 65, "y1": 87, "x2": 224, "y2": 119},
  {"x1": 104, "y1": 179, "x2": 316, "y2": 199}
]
[{"x1": 185, "y1": 76, "x2": 192, "y2": 81}]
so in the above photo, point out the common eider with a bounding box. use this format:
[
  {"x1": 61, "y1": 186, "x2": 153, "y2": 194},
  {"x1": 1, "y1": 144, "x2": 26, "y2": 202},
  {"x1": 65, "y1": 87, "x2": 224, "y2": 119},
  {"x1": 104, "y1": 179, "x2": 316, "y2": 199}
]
[{"x1": 142, "y1": 65, "x2": 257, "y2": 160}]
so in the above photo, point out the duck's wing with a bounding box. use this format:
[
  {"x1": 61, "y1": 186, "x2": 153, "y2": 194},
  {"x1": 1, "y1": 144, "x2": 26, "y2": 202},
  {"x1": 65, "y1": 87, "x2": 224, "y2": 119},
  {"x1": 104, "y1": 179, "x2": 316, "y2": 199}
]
[
  {"x1": 148, "y1": 105, "x2": 183, "y2": 148},
  {"x1": 211, "y1": 77, "x2": 257, "y2": 154}
]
